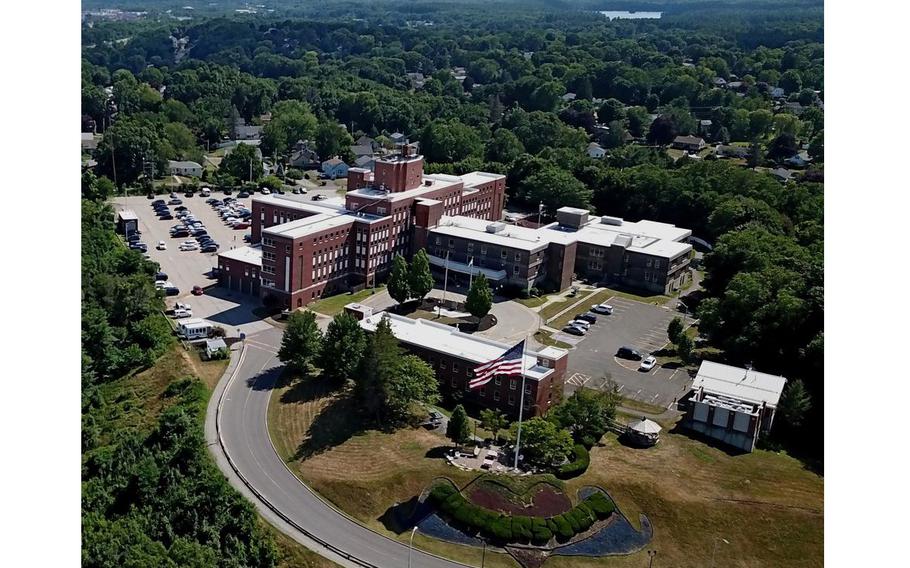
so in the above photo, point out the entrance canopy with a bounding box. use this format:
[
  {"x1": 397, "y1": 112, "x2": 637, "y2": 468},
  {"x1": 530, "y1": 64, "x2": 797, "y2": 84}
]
[{"x1": 427, "y1": 254, "x2": 507, "y2": 281}]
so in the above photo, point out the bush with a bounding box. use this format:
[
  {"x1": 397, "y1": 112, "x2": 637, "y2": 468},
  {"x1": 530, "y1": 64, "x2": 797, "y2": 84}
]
[
  {"x1": 285, "y1": 168, "x2": 304, "y2": 180},
  {"x1": 512, "y1": 516, "x2": 533, "y2": 543},
  {"x1": 557, "y1": 444, "x2": 590, "y2": 479},
  {"x1": 531, "y1": 517, "x2": 552, "y2": 545},
  {"x1": 551, "y1": 514, "x2": 574, "y2": 542}
]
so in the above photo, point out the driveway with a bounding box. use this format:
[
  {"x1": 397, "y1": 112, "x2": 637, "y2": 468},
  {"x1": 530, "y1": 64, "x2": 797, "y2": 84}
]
[{"x1": 561, "y1": 297, "x2": 695, "y2": 410}]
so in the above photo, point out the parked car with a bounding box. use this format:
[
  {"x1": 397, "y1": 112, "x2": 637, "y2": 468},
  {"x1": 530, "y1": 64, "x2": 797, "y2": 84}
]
[
  {"x1": 639, "y1": 356, "x2": 657, "y2": 372},
  {"x1": 616, "y1": 346, "x2": 644, "y2": 361},
  {"x1": 171, "y1": 230, "x2": 189, "y2": 238},
  {"x1": 160, "y1": 213, "x2": 174, "y2": 220},
  {"x1": 233, "y1": 222, "x2": 250, "y2": 230},
  {"x1": 179, "y1": 242, "x2": 199, "y2": 251},
  {"x1": 562, "y1": 325, "x2": 586, "y2": 336},
  {"x1": 201, "y1": 244, "x2": 219, "y2": 252},
  {"x1": 129, "y1": 243, "x2": 148, "y2": 252},
  {"x1": 175, "y1": 205, "x2": 188, "y2": 212},
  {"x1": 165, "y1": 286, "x2": 180, "y2": 296},
  {"x1": 172, "y1": 308, "x2": 193, "y2": 319},
  {"x1": 156, "y1": 241, "x2": 167, "y2": 250},
  {"x1": 184, "y1": 191, "x2": 195, "y2": 198},
  {"x1": 243, "y1": 234, "x2": 252, "y2": 242},
  {"x1": 127, "y1": 233, "x2": 141, "y2": 242},
  {"x1": 169, "y1": 198, "x2": 182, "y2": 205},
  {"x1": 311, "y1": 194, "x2": 327, "y2": 201},
  {"x1": 223, "y1": 188, "x2": 232, "y2": 195},
  {"x1": 260, "y1": 188, "x2": 271, "y2": 195},
  {"x1": 238, "y1": 191, "x2": 250, "y2": 198},
  {"x1": 152, "y1": 199, "x2": 165, "y2": 206},
  {"x1": 146, "y1": 193, "x2": 155, "y2": 200},
  {"x1": 575, "y1": 312, "x2": 598, "y2": 324},
  {"x1": 191, "y1": 285, "x2": 204, "y2": 296},
  {"x1": 591, "y1": 303, "x2": 614, "y2": 315},
  {"x1": 275, "y1": 188, "x2": 286, "y2": 195},
  {"x1": 568, "y1": 319, "x2": 591, "y2": 331},
  {"x1": 201, "y1": 187, "x2": 211, "y2": 197}
]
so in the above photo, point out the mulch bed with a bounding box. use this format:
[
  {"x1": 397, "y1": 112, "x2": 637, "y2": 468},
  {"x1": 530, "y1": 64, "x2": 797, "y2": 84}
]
[{"x1": 466, "y1": 483, "x2": 571, "y2": 517}]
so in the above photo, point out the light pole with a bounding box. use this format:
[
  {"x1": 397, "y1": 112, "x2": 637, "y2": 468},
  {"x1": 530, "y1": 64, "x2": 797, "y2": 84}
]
[
  {"x1": 678, "y1": 300, "x2": 688, "y2": 320},
  {"x1": 710, "y1": 536, "x2": 729, "y2": 568},
  {"x1": 407, "y1": 526, "x2": 418, "y2": 568},
  {"x1": 647, "y1": 549, "x2": 657, "y2": 568},
  {"x1": 537, "y1": 201, "x2": 543, "y2": 226}
]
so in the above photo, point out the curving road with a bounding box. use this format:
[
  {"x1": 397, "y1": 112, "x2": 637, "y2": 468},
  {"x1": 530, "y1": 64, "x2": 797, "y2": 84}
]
[{"x1": 204, "y1": 325, "x2": 468, "y2": 568}]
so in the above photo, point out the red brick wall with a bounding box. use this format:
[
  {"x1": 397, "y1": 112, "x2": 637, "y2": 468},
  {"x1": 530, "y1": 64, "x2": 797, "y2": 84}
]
[{"x1": 374, "y1": 157, "x2": 424, "y2": 192}]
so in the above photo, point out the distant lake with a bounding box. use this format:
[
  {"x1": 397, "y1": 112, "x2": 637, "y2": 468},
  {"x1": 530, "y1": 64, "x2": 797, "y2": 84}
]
[{"x1": 600, "y1": 10, "x2": 663, "y2": 20}]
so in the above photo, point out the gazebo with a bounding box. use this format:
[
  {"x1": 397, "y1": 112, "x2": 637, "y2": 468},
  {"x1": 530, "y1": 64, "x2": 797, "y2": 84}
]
[{"x1": 626, "y1": 417, "x2": 661, "y2": 447}]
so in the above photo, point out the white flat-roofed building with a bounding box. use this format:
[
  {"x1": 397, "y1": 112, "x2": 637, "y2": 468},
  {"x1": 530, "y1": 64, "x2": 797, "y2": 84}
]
[
  {"x1": 359, "y1": 312, "x2": 568, "y2": 417},
  {"x1": 683, "y1": 361, "x2": 787, "y2": 452}
]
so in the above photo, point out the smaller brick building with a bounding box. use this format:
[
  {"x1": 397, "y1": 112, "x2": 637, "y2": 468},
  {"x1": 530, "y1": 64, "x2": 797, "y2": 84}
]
[{"x1": 355, "y1": 309, "x2": 568, "y2": 418}]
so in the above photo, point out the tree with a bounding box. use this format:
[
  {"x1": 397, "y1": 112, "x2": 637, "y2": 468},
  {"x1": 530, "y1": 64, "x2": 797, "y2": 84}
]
[
  {"x1": 779, "y1": 69, "x2": 803, "y2": 94},
  {"x1": 747, "y1": 110, "x2": 774, "y2": 139},
  {"x1": 385, "y1": 355, "x2": 440, "y2": 421},
  {"x1": 778, "y1": 379, "x2": 812, "y2": 429},
  {"x1": 521, "y1": 167, "x2": 592, "y2": 214},
  {"x1": 465, "y1": 273, "x2": 493, "y2": 320},
  {"x1": 647, "y1": 115, "x2": 678, "y2": 146},
  {"x1": 317, "y1": 312, "x2": 367, "y2": 384},
  {"x1": 767, "y1": 133, "x2": 799, "y2": 163},
  {"x1": 95, "y1": 117, "x2": 168, "y2": 186},
  {"x1": 419, "y1": 120, "x2": 483, "y2": 163},
  {"x1": 220, "y1": 143, "x2": 262, "y2": 183},
  {"x1": 510, "y1": 417, "x2": 573, "y2": 467},
  {"x1": 807, "y1": 131, "x2": 824, "y2": 162},
  {"x1": 278, "y1": 310, "x2": 323, "y2": 374},
  {"x1": 479, "y1": 409, "x2": 509, "y2": 442},
  {"x1": 667, "y1": 317, "x2": 684, "y2": 344},
  {"x1": 356, "y1": 315, "x2": 401, "y2": 421},
  {"x1": 485, "y1": 128, "x2": 525, "y2": 164},
  {"x1": 82, "y1": 171, "x2": 115, "y2": 202},
  {"x1": 447, "y1": 405, "x2": 472, "y2": 447},
  {"x1": 597, "y1": 98, "x2": 626, "y2": 123},
  {"x1": 261, "y1": 100, "x2": 317, "y2": 156},
  {"x1": 315, "y1": 120, "x2": 353, "y2": 161},
  {"x1": 548, "y1": 387, "x2": 619, "y2": 446},
  {"x1": 387, "y1": 254, "x2": 412, "y2": 304},
  {"x1": 675, "y1": 331, "x2": 694, "y2": 364},
  {"x1": 408, "y1": 250, "x2": 434, "y2": 302}
]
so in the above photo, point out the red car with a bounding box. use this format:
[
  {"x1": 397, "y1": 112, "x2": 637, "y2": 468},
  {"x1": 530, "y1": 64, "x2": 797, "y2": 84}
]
[{"x1": 192, "y1": 285, "x2": 204, "y2": 296}]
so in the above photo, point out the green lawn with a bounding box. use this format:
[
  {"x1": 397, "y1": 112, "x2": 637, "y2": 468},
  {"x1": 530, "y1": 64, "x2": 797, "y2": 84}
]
[
  {"x1": 598, "y1": 286, "x2": 669, "y2": 305},
  {"x1": 549, "y1": 288, "x2": 617, "y2": 330},
  {"x1": 306, "y1": 286, "x2": 386, "y2": 316},
  {"x1": 537, "y1": 290, "x2": 594, "y2": 324},
  {"x1": 514, "y1": 295, "x2": 550, "y2": 308},
  {"x1": 533, "y1": 329, "x2": 571, "y2": 349}
]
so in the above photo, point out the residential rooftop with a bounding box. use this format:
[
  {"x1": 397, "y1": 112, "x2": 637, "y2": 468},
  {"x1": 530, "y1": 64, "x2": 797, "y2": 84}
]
[
  {"x1": 359, "y1": 313, "x2": 566, "y2": 381},
  {"x1": 218, "y1": 244, "x2": 262, "y2": 265}
]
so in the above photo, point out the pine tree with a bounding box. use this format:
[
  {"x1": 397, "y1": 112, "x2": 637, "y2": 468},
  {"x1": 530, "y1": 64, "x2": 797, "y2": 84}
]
[
  {"x1": 277, "y1": 310, "x2": 323, "y2": 375},
  {"x1": 465, "y1": 273, "x2": 493, "y2": 320},
  {"x1": 317, "y1": 312, "x2": 367, "y2": 384},
  {"x1": 355, "y1": 315, "x2": 402, "y2": 422},
  {"x1": 676, "y1": 333, "x2": 694, "y2": 364},
  {"x1": 778, "y1": 379, "x2": 812, "y2": 429},
  {"x1": 447, "y1": 405, "x2": 471, "y2": 447},
  {"x1": 387, "y1": 254, "x2": 411, "y2": 304},
  {"x1": 408, "y1": 250, "x2": 435, "y2": 302}
]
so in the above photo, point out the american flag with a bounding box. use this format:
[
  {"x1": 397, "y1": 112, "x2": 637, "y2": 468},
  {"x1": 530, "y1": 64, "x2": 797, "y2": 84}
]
[{"x1": 469, "y1": 340, "x2": 525, "y2": 389}]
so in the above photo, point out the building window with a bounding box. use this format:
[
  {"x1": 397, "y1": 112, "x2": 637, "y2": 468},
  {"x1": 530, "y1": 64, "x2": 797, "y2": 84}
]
[
  {"x1": 435, "y1": 236, "x2": 440, "y2": 246},
  {"x1": 493, "y1": 391, "x2": 501, "y2": 401},
  {"x1": 523, "y1": 398, "x2": 530, "y2": 408},
  {"x1": 646, "y1": 258, "x2": 653, "y2": 267},
  {"x1": 481, "y1": 245, "x2": 487, "y2": 255},
  {"x1": 510, "y1": 379, "x2": 517, "y2": 390},
  {"x1": 451, "y1": 377, "x2": 457, "y2": 387},
  {"x1": 453, "y1": 363, "x2": 459, "y2": 373},
  {"x1": 501, "y1": 250, "x2": 507, "y2": 259},
  {"x1": 480, "y1": 387, "x2": 486, "y2": 397},
  {"x1": 448, "y1": 238, "x2": 455, "y2": 248},
  {"x1": 467, "y1": 242, "x2": 474, "y2": 253},
  {"x1": 513, "y1": 265, "x2": 520, "y2": 275},
  {"x1": 514, "y1": 252, "x2": 521, "y2": 261},
  {"x1": 655, "y1": 260, "x2": 661, "y2": 269},
  {"x1": 440, "y1": 360, "x2": 447, "y2": 369},
  {"x1": 524, "y1": 383, "x2": 531, "y2": 394},
  {"x1": 494, "y1": 377, "x2": 501, "y2": 386},
  {"x1": 508, "y1": 394, "x2": 515, "y2": 405}
]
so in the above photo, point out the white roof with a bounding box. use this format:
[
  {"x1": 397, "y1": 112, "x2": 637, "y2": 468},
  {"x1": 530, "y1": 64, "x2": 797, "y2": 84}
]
[
  {"x1": 117, "y1": 209, "x2": 138, "y2": 221},
  {"x1": 431, "y1": 212, "x2": 692, "y2": 259},
  {"x1": 205, "y1": 338, "x2": 227, "y2": 350},
  {"x1": 459, "y1": 171, "x2": 505, "y2": 188},
  {"x1": 169, "y1": 160, "x2": 202, "y2": 168},
  {"x1": 254, "y1": 193, "x2": 347, "y2": 214},
  {"x1": 629, "y1": 418, "x2": 662, "y2": 434},
  {"x1": 263, "y1": 212, "x2": 356, "y2": 238},
  {"x1": 218, "y1": 244, "x2": 262, "y2": 265},
  {"x1": 692, "y1": 361, "x2": 787, "y2": 408},
  {"x1": 359, "y1": 313, "x2": 566, "y2": 382}
]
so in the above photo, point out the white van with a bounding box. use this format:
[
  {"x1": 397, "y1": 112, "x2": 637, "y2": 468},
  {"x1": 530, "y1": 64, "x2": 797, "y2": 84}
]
[
  {"x1": 201, "y1": 187, "x2": 211, "y2": 196},
  {"x1": 177, "y1": 318, "x2": 212, "y2": 340}
]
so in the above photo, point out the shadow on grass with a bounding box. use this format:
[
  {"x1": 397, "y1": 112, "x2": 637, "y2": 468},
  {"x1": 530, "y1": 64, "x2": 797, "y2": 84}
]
[
  {"x1": 424, "y1": 446, "x2": 452, "y2": 460},
  {"x1": 667, "y1": 421, "x2": 750, "y2": 457},
  {"x1": 291, "y1": 391, "x2": 367, "y2": 461}
]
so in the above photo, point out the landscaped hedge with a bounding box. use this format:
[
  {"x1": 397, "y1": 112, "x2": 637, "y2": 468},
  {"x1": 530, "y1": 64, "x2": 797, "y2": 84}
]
[
  {"x1": 556, "y1": 444, "x2": 590, "y2": 479},
  {"x1": 428, "y1": 482, "x2": 615, "y2": 545}
]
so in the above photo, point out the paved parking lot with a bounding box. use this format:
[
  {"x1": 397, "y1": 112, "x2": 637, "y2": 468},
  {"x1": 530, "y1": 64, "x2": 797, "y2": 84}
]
[{"x1": 561, "y1": 296, "x2": 695, "y2": 409}]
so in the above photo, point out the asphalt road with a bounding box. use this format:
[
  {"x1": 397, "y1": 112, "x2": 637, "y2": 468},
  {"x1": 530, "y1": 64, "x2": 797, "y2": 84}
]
[{"x1": 206, "y1": 325, "x2": 468, "y2": 568}]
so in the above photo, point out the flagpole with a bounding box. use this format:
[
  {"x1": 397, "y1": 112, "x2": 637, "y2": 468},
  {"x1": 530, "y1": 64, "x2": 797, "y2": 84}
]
[
  {"x1": 513, "y1": 336, "x2": 529, "y2": 470},
  {"x1": 442, "y1": 250, "x2": 450, "y2": 310}
]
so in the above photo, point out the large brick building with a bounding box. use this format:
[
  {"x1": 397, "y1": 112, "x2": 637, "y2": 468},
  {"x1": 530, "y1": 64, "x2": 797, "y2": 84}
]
[
  {"x1": 218, "y1": 146, "x2": 506, "y2": 308},
  {"x1": 356, "y1": 309, "x2": 568, "y2": 418},
  {"x1": 218, "y1": 146, "x2": 692, "y2": 307}
]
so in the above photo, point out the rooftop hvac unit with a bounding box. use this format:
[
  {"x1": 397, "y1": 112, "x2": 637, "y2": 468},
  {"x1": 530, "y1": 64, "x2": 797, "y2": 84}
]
[
  {"x1": 601, "y1": 215, "x2": 624, "y2": 226},
  {"x1": 486, "y1": 222, "x2": 506, "y2": 234},
  {"x1": 614, "y1": 234, "x2": 633, "y2": 248}
]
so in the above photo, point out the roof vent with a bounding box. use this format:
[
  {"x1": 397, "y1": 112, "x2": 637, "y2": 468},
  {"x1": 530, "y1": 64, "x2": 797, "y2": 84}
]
[
  {"x1": 424, "y1": 179, "x2": 432, "y2": 186},
  {"x1": 486, "y1": 222, "x2": 506, "y2": 234},
  {"x1": 601, "y1": 216, "x2": 624, "y2": 226}
]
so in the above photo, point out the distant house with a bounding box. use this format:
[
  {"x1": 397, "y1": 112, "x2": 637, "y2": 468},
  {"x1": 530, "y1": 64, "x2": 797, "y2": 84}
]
[
  {"x1": 81, "y1": 132, "x2": 99, "y2": 152},
  {"x1": 716, "y1": 145, "x2": 751, "y2": 159},
  {"x1": 204, "y1": 338, "x2": 228, "y2": 360},
  {"x1": 725, "y1": 81, "x2": 744, "y2": 91},
  {"x1": 406, "y1": 72, "x2": 426, "y2": 89},
  {"x1": 682, "y1": 361, "x2": 787, "y2": 453},
  {"x1": 712, "y1": 77, "x2": 727, "y2": 87},
  {"x1": 698, "y1": 120, "x2": 713, "y2": 136},
  {"x1": 561, "y1": 92, "x2": 577, "y2": 102},
  {"x1": 768, "y1": 167, "x2": 794, "y2": 182},
  {"x1": 321, "y1": 157, "x2": 349, "y2": 179},
  {"x1": 785, "y1": 151, "x2": 812, "y2": 168},
  {"x1": 355, "y1": 135, "x2": 376, "y2": 149},
  {"x1": 168, "y1": 160, "x2": 203, "y2": 177},
  {"x1": 782, "y1": 101, "x2": 805, "y2": 116},
  {"x1": 390, "y1": 132, "x2": 408, "y2": 146},
  {"x1": 354, "y1": 155, "x2": 376, "y2": 170},
  {"x1": 770, "y1": 87, "x2": 786, "y2": 100},
  {"x1": 672, "y1": 135, "x2": 707, "y2": 153},
  {"x1": 234, "y1": 124, "x2": 262, "y2": 140},
  {"x1": 288, "y1": 140, "x2": 319, "y2": 169},
  {"x1": 350, "y1": 143, "x2": 375, "y2": 157},
  {"x1": 586, "y1": 142, "x2": 607, "y2": 159}
]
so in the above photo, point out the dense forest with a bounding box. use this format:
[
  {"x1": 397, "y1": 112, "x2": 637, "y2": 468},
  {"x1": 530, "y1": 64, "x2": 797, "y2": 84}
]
[{"x1": 81, "y1": 0, "x2": 823, "y2": 561}]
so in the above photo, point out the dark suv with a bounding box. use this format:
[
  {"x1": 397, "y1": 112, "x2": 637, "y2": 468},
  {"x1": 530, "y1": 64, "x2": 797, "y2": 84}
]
[
  {"x1": 616, "y1": 346, "x2": 644, "y2": 361},
  {"x1": 575, "y1": 312, "x2": 598, "y2": 324}
]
